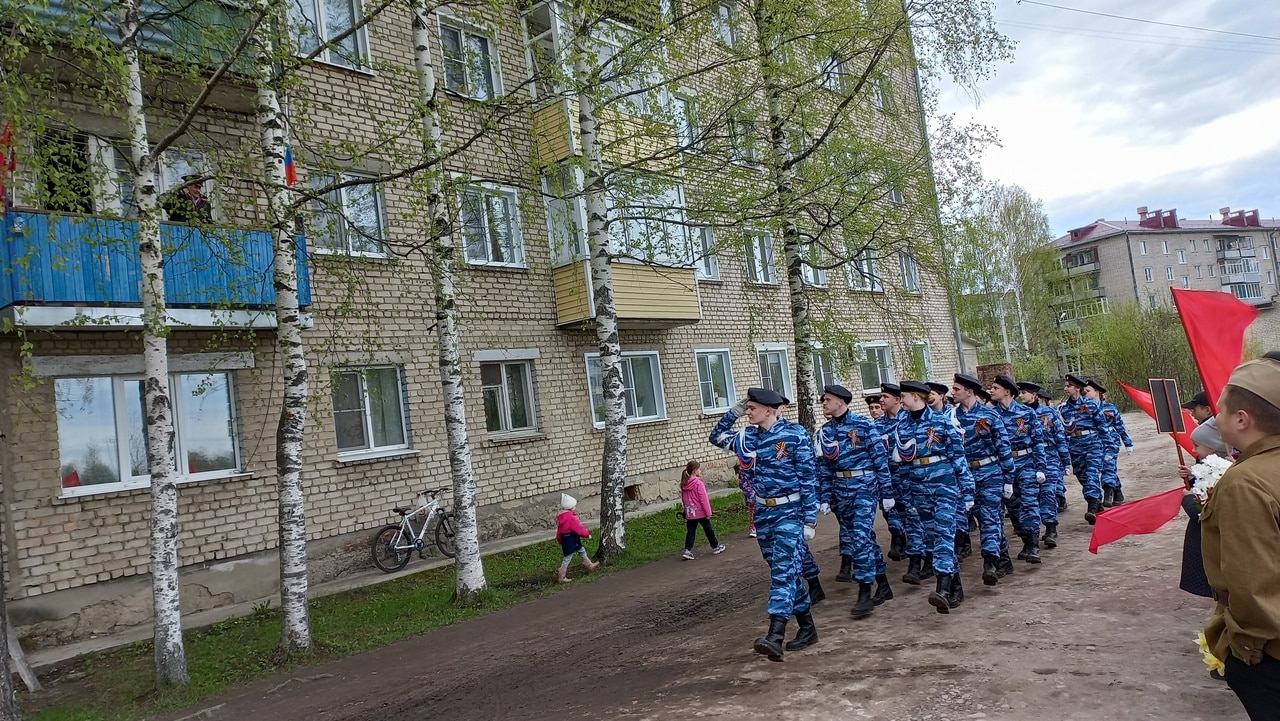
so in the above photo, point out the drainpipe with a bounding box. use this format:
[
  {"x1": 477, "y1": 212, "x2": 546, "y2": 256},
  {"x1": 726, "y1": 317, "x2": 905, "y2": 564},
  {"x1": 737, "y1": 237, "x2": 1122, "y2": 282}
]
[{"x1": 1124, "y1": 231, "x2": 1140, "y2": 305}]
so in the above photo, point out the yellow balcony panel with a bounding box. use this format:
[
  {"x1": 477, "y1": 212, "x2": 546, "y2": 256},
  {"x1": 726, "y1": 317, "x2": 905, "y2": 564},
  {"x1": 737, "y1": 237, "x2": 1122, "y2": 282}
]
[
  {"x1": 533, "y1": 99, "x2": 579, "y2": 165},
  {"x1": 552, "y1": 260, "x2": 700, "y2": 330},
  {"x1": 533, "y1": 99, "x2": 676, "y2": 171}
]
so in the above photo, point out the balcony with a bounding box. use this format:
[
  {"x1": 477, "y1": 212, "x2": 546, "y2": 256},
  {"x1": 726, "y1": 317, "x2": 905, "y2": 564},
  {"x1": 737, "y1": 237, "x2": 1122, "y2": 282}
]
[
  {"x1": 1, "y1": 210, "x2": 311, "y2": 329},
  {"x1": 532, "y1": 99, "x2": 676, "y2": 170},
  {"x1": 1063, "y1": 261, "x2": 1099, "y2": 276},
  {"x1": 551, "y1": 260, "x2": 700, "y2": 329}
]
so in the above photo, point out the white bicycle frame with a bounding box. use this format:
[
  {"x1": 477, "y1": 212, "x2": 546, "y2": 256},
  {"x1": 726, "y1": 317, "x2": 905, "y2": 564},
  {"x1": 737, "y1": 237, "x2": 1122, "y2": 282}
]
[{"x1": 392, "y1": 492, "x2": 443, "y2": 553}]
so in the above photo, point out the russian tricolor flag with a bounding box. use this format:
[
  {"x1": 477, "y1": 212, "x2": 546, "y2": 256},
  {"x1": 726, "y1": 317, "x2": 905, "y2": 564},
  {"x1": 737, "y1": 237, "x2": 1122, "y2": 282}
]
[{"x1": 284, "y1": 145, "x2": 298, "y2": 186}]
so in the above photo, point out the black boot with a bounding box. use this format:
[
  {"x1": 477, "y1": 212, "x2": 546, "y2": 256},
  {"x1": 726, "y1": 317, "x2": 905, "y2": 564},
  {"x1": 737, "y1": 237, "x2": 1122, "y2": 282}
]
[
  {"x1": 928, "y1": 574, "x2": 953, "y2": 614},
  {"x1": 785, "y1": 611, "x2": 819, "y2": 651},
  {"x1": 1017, "y1": 534, "x2": 1032, "y2": 561},
  {"x1": 851, "y1": 582, "x2": 875, "y2": 619},
  {"x1": 902, "y1": 556, "x2": 923, "y2": 585},
  {"x1": 834, "y1": 554, "x2": 853, "y2": 583},
  {"x1": 753, "y1": 615, "x2": 788, "y2": 661},
  {"x1": 1057, "y1": 494, "x2": 1068, "y2": 512},
  {"x1": 888, "y1": 531, "x2": 905, "y2": 562},
  {"x1": 997, "y1": 550, "x2": 1016, "y2": 578},
  {"x1": 955, "y1": 530, "x2": 972, "y2": 559},
  {"x1": 947, "y1": 572, "x2": 964, "y2": 608},
  {"x1": 969, "y1": 513, "x2": 979, "y2": 532},
  {"x1": 1085, "y1": 497, "x2": 1101, "y2": 525},
  {"x1": 1024, "y1": 536, "x2": 1041, "y2": 564},
  {"x1": 920, "y1": 554, "x2": 935, "y2": 580},
  {"x1": 982, "y1": 553, "x2": 1000, "y2": 586},
  {"x1": 1042, "y1": 523, "x2": 1058, "y2": 549},
  {"x1": 1102, "y1": 487, "x2": 1114, "y2": 508},
  {"x1": 1112, "y1": 488, "x2": 1125, "y2": 505},
  {"x1": 807, "y1": 577, "x2": 826, "y2": 605},
  {"x1": 872, "y1": 573, "x2": 893, "y2": 605}
]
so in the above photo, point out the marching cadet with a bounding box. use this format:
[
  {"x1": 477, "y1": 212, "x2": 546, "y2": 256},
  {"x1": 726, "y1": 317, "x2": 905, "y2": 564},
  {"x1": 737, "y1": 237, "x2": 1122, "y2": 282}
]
[
  {"x1": 1018, "y1": 382, "x2": 1071, "y2": 549},
  {"x1": 816, "y1": 384, "x2": 894, "y2": 618},
  {"x1": 875, "y1": 383, "x2": 913, "y2": 562},
  {"x1": 865, "y1": 394, "x2": 884, "y2": 420},
  {"x1": 777, "y1": 396, "x2": 825, "y2": 604},
  {"x1": 928, "y1": 381, "x2": 973, "y2": 561},
  {"x1": 976, "y1": 386, "x2": 994, "y2": 407},
  {"x1": 894, "y1": 381, "x2": 975, "y2": 612},
  {"x1": 953, "y1": 374, "x2": 1017, "y2": 584},
  {"x1": 1060, "y1": 374, "x2": 1111, "y2": 524},
  {"x1": 990, "y1": 374, "x2": 1048, "y2": 564},
  {"x1": 1038, "y1": 387, "x2": 1071, "y2": 512},
  {"x1": 1085, "y1": 380, "x2": 1133, "y2": 507},
  {"x1": 710, "y1": 388, "x2": 819, "y2": 661}
]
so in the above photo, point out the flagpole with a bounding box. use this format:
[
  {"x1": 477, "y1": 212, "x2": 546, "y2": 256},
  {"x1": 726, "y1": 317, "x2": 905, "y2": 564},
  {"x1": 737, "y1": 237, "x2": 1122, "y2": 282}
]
[{"x1": 1169, "y1": 287, "x2": 1211, "y2": 413}]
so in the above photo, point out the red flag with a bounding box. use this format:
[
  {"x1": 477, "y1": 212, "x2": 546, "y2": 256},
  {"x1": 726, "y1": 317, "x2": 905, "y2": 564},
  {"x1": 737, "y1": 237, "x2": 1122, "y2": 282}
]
[
  {"x1": 1089, "y1": 486, "x2": 1185, "y2": 554},
  {"x1": 0, "y1": 121, "x2": 14, "y2": 208},
  {"x1": 1117, "y1": 380, "x2": 1197, "y2": 454},
  {"x1": 283, "y1": 145, "x2": 298, "y2": 186},
  {"x1": 1171, "y1": 287, "x2": 1259, "y2": 414}
]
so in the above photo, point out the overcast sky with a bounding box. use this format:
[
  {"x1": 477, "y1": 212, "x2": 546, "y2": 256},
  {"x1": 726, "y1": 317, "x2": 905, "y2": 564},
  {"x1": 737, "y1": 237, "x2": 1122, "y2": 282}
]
[{"x1": 936, "y1": 0, "x2": 1280, "y2": 238}]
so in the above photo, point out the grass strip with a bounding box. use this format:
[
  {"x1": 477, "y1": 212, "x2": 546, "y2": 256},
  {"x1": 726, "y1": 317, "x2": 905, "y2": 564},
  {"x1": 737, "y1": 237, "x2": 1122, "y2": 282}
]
[{"x1": 27, "y1": 494, "x2": 750, "y2": 721}]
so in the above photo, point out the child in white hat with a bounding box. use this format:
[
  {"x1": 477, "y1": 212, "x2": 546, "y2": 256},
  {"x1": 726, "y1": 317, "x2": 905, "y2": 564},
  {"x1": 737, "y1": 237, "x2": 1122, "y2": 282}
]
[{"x1": 556, "y1": 494, "x2": 598, "y2": 582}]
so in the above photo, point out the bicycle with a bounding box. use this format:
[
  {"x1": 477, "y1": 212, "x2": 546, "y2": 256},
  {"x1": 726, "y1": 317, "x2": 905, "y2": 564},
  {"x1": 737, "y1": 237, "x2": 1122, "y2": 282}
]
[{"x1": 371, "y1": 487, "x2": 458, "y2": 572}]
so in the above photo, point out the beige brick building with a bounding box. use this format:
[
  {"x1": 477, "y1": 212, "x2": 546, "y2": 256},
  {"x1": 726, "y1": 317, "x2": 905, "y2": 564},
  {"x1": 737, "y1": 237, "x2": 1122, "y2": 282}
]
[{"x1": 1, "y1": 1, "x2": 962, "y2": 646}]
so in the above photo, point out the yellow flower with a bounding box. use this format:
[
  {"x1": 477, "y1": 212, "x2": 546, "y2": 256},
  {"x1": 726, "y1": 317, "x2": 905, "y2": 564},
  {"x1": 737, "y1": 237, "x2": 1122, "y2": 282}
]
[{"x1": 1195, "y1": 632, "x2": 1225, "y2": 674}]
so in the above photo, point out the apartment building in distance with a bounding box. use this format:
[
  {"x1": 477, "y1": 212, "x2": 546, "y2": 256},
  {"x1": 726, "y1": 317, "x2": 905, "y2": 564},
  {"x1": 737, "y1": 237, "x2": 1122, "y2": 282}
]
[
  {"x1": 1052, "y1": 206, "x2": 1280, "y2": 370},
  {"x1": 0, "y1": 0, "x2": 962, "y2": 646}
]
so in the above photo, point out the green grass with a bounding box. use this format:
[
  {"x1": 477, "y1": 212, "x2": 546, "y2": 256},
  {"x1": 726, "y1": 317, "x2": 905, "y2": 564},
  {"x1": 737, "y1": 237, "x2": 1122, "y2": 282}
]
[{"x1": 26, "y1": 495, "x2": 750, "y2": 721}]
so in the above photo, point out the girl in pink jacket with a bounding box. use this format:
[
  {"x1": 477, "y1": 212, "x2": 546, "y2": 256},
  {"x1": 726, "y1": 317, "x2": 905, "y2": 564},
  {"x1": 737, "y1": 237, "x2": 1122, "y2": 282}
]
[
  {"x1": 681, "y1": 460, "x2": 726, "y2": 560},
  {"x1": 555, "y1": 494, "x2": 598, "y2": 582}
]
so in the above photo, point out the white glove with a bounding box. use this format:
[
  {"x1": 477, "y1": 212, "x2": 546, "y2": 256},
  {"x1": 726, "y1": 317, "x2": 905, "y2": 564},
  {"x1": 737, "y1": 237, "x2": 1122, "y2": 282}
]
[
  {"x1": 1126, "y1": 446, "x2": 1134, "y2": 456},
  {"x1": 1036, "y1": 471, "x2": 1047, "y2": 484},
  {"x1": 819, "y1": 502, "x2": 831, "y2": 516},
  {"x1": 803, "y1": 525, "x2": 816, "y2": 541},
  {"x1": 965, "y1": 500, "x2": 975, "y2": 512},
  {"x1": 1003, "y1": 483, "x2": 1014, "y2": 499},
  {"x1": 882, "y1": 498, "x2": 895, "y2": 512},
  {"x1": 731, "y1": 398, "x2": 748, "y2": 416}
]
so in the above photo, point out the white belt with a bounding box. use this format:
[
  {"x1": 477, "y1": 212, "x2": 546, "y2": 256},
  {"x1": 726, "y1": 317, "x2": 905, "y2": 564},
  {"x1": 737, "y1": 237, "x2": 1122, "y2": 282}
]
[
  {"x1": 1011, "y1": 448, "x2": 1032, "y2": 458},
  {"x1": 835, "y1": 469, "x2": 872, "y2": 478},
  {"x1": 968, "y1": 456, "x2": 997, "y2": 468},
  {"x1": 1072, "y1": 430, "x2": 1096, "y2": 437},
  {"x1": 758, "y1": 492, "x2": 801, "y2": 507},
  {"x1": 912, "y1": 455, "x2": 946, "y2": 466}
]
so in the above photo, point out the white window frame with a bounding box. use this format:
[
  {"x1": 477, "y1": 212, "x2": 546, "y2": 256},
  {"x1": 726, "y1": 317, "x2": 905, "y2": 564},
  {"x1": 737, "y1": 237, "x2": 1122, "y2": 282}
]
[
  {"x1": 887, "y1": 184, "x2": 906, "y2": 204},
  {"x1": 457, "y1": 181, "x2": 525, "y2": 267},
  {"x1": 1139, "y1": 240, "x2": 1148, "y2": 255},
  {"x1": 1195, "y1": 265, "x2": 1203, "y2": 279},
  {"x1": 1166, "y1": 266, "x2": 1175, "y2": 281},
  {"x1": 439, "y1": 15, "x2": 503, "y2": 100},
  {"x1": 745, "y1": 231, "x2": 776, "y2": 284},
  {"x1": 332, "y1": 366, "x2": 411, "y2": 459},
  {"x1": 694, "y1": 349, "x2": 736, "y2": 414},
  {"x1": 1181, "y1": 275, "x2": 1190, "y2": 289},
  {"x1": 820, "y1": 54, "x2": 851, "y2": 92},
  {"x1": 1178, "y1": 249, "x2": 1187, "y2": 264},
  {"x1": 801, "y1": 247, "x2": 828, "y2": 287},
  {"x1": 672, "y1": 92, "x2": 700, "y2": 151},
  {"x1": 290, "y1": 0, "x2": 370, "y2": 71},
  {"x1": 1190, "y1": 239, "x2": 1198, "y2": 253},
  {"x1": 1264, "y1": 246, "x2": 1272, "y2": 260},
  {"x1": 584, "y1": 351, "x2": 667, "y2": 428},
  {"x1": 480, "y1": 359, "x2": 538, "y2": 435},
  {"x1": 1269, "y1": 270, "x2": 1275, "y2": 285},
  {"x1": 1144, "y1": 267, "x2": 1154, "y2": 282},
  {"x1": 1162, "y1": 240, "x2": 1169, "y2": 254},
  {"x1": 755, "y1": 343, "x2": 792, "y2": 402},
  {"x1": 811, "y1": 347, "x2": 838, "y2": 388},
  {"x1": 909, "y1": 339, "x2": 932, "y2": 379},
  {"x1": 728, "y1": 114, "x2": 759, "y2": 165},
  {"x1": 309, "y1": 173, "x2": 387, "y2": 257},
  {"x1": 847, "y1": 250, "x2": 882, "y2": 292},
  {"x1": 543, "y1": 165, "x2": 588, "y2": 266},
  {"x1": 856, "y1": 343, "x2": 894, "y2": 395},
  {"x1": 606, "y1": 174, "x2": 692, "y2": 267},
  {"x1": 871, "y1": 76, "x2": 891, "y2": 111},
  {"x1": 55, "y1": 372, "x2": 243, "y2": 498},
  {"x1": 1209, "y1": 264, "x2": 1217, "y2": 277},
  {"x1": 900, "y1": 253, "x2": 921, "y2": 293},
  {"x1": 695, "y1": 226, "x2": 720, "y2": 280},
  {"x1": 712, "y1": 2, "x2": 737, "y2": 47}
]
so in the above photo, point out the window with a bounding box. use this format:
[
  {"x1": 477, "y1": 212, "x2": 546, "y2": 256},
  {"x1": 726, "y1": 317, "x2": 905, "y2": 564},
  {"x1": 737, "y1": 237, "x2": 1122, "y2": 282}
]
[
  {"x1": 309, "y1": 174, "x2": 385, "y2": 256},
  {"x1": 1195, "y1": 265, "x2": 1202, "y2": 279},
  {"x1": 1203, "y1": 239, "x2": 1210, "y2": 252},
  {"x1": 1161, "y1": 240, "x2": 1169, "y2": 254},
  {"x1": 672, "y1": 94, "x2": 700, "y2": 151},
  {"x1": 1143, "y1": 267, "x2": 1154, "y2": 282},
  {"x1": 481, "y1": 361, "x2": 536, "y2": 434},
  {"x1": 695, "y1": 226, "x2": 720, "y2": 280},
  {"x1": 1209, "y1": 264, "x2": 1216, "y2": 277},
  {"x1": 1139, "y1": 240, "x2": 1148, "y2": 255},
  {"x1": 1178, "y1": 249, "x2": 1186, "y2": 264},
  {"x1": 1269, "y1": 271, "x2": 1275, "y2": 285},
  {"x1": 887, "y1": 183, "x2": 906, "y2": 204},
  {"x1": 871, "y1": 77, "x2": 891, "y2": 111},
  {"x1": 848, "y1": 250, "x2": 882, "y2": 291},
  {"x1": 900, "y1": 253, "x2": 920, "y2": 292},
  {"x1": 811, "y1": 350, "x2": 837, "y2": 387},
  {"x1": 801, "y1": 247, "x2": 827, "y2": 287},
  {"x1": 1181, "y1": 275, "x2": 1190, "y2": 289},
  {"x1": 1264, "y1": 246, "x2": 1271, "y2": 260},
  {"x1": 820, "y1": 54, "x2": 851, "y2": 92},
  {"x1": 291, "y1": 0, "x2": 368, "y2": 69},
  {"x1": 1228, "y1": 283, "x2": 1264, "y2": 300},
  {"x1": 1190, "y1": 240, "x2": 1197, "y2": 253},
  {"x1": 56, "y1": 372, "x2": 240, "y2": 495},
  {"x1": 712, "y1": 2, "x2": 737, "y2": 47},
  {"x1": 585, "y1": 352, "x2": 666, "y2": 426},
  {"x1": 523, "y1": 2, "x2": 569, "y2": 98},
  {"x1": 857, "y1": 344, "x2": 893, "y2": 393},
  {"x1": 440, "y1": 19, "x2": 499, "y2": 100},
  {"x1": 459, "y1": 184, "x2": 524, "y2": 266},
  {"x1": 695, "y1": 350, "x2": 735, "y2": 413},
  {"x1": 908, "y1": 340, "x2": 931, "y2": 379},
  {"x1": 543, "y1": 165, "x2": 586, "y2": 266},
  {"x1": 333, "y1": 367, "x2": 409, "y2": 455},
  {"x1": 607, "y1": 175, "x2": 691, "y2": 266},
  {"x1": 756, "y1": 346, "x2": 791, "y2": 399},
  {"x1": 1063, "y1": 248, "x2": 1098, "y2": 268},
  {"x1": 746, "y1": 231, "x2": 775, "y2": 283},
  {"x1": 728, "y1": 114, "x2": 759, "y2": 164},
  {"x1": 1166, "y1": 266, "x2": 1175, "y2": 281}
]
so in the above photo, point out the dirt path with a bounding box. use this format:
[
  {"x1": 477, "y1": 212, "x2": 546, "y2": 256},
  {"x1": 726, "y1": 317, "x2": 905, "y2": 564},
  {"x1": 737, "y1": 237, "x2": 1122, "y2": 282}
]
[{"x1": 158, "y1": 414, "x2": 1242, "y2": 721}]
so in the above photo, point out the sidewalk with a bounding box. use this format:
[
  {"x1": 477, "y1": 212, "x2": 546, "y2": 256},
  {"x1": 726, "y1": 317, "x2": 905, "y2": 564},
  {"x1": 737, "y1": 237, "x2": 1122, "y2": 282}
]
[{"x1": 27, "y1": 489, "x2": 735, "y2": 672}]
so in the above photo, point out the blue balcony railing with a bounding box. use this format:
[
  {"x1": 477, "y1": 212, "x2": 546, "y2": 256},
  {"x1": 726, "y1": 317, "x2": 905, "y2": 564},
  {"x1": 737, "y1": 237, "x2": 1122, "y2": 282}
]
[{"x1": 1, "y1": 210, "x2": 311, "y2": 314}]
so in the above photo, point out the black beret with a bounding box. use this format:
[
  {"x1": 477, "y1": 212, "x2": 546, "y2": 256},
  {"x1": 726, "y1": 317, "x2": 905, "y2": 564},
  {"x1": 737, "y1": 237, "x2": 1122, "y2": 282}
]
[
  {"x1": 1037, "y1": 387, "x2": 1053, "y2": 401},
  {"x1": 926, "y1": 381, "x2": 948, "y2": 395},
  {"x1": 976, "y1": 387, "x2": 992, "y2": 403},
  {"x1": 954, "y1": 373, "x2": 983, "y2": 392},
  {"x1": 994, "y1": 374, "x2": 1019, "y2": 394},
  {"x1": 823, "y1": 384, "x2": 853, "y2": 402},
  {"x1": 1085, "y1": 378, "x2": 1107, "y2": 394},
  {"x1": 900, "y1": 380, "x2": 931, "y2": 395},
  {"x1": 1064, "y1": 373, "x2": 1087, "y2": 388},
  {"x1": 1016, "y1": 381, "x2": 1042, "y2": 393},
  {"x1": 747, "y1": 387, "x2": 786, "y2": 407},
  {"x1": 880, "y1": 383, "x2": 902, "y2": 397},
  {"x1": 1181, "y1": 390, "x2": 1209, "y2": 409},
  {"x1": 864, "y1": 394, "x2": 882, "y2": 406}
]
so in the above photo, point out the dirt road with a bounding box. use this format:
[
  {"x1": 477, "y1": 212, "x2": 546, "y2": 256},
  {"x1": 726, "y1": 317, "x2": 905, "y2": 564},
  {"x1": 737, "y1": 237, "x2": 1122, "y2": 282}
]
[{"x1": 159, "y1": 414, "x2": 1242, "y2": 721}]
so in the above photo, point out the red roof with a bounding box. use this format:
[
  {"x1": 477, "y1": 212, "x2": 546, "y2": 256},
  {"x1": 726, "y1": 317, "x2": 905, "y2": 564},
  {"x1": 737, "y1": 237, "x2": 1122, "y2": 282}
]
[{"x1": 1055, "y1": 214, "x2": 1280, "y2": 249}]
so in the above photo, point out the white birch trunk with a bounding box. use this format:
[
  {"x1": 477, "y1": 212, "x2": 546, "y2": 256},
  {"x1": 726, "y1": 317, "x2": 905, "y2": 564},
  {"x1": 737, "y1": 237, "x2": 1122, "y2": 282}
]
[
  {"x1": 412, "y1": 1, "x2": 486, "y2": 600},
  {"x1": 122, "y1": 0, "x2": 188, "y2": 686},
  {"x1": 252, "y1": 0, "x2": 312, "y2": 652},
  {"x1": 0, "y1": 574, "x2": 22, "y2": 718},
  {"x1": 574, "y1": 46, "x2": 627, "y2": 561}
]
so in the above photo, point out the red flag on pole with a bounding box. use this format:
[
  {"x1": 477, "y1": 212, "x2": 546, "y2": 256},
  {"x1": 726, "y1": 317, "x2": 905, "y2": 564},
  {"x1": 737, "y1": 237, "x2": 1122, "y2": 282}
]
[
  {"x1": 1171, "y1": 287, "x2": 1259, "y2": 414},
  {"x1": 1117, "y1": 381, "x2": 1197, "y2": 454},
  {"x1": 0, "y1": 121, "x2": 14, "y2": 209},
  {"x1": 1089, "y1": 486, "x2": 1185, "y2": 554}
]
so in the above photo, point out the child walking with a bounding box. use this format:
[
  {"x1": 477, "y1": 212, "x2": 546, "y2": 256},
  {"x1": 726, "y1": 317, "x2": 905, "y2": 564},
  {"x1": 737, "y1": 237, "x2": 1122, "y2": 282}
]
[
  {"x1": 556, "y1": 493, "x2": 598, "y2": 582},
  {"x1": 681, "y1": 460, "x2": 726, "y2": 560}
]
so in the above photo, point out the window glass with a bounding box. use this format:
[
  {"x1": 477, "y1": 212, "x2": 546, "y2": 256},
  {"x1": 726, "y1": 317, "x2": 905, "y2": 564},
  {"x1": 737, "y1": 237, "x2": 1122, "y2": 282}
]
[{"x1": 56, "y1": 378, "x2": 121, "y2": 487}]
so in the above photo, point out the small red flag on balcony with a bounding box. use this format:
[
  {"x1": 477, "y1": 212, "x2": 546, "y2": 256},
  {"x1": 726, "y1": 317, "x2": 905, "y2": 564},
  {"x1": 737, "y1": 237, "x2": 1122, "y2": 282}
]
[
  {"x1": 1171, "y1": 287, "x2": 1259, "y2": 414},
  {"x1": 1117, "y1": 381, "x2": 1197, "y2": 454},
  {"x1": 1089, "y1": 486, "x2": 1184, "y2": 554},
  {"x1": 283, "y1": 145, "x2": 298, "y2": 186}
]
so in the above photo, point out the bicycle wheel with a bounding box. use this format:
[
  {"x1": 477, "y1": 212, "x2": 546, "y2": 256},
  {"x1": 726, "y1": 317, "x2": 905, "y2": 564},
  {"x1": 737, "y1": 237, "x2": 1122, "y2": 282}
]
[
  {"x1": 435, "y1": 513, "x2": 458, "y2": 558},
  {"x1": 372, "y1": 524, "x2": 412, "y2": 572}
]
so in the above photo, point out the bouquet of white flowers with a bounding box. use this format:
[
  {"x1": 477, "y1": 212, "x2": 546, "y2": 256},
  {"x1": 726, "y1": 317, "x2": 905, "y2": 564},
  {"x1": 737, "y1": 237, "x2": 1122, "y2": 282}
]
[{"x1": 1189, "y1": 454, "x2": 1233, "y2": 509}]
